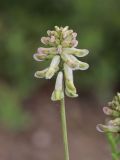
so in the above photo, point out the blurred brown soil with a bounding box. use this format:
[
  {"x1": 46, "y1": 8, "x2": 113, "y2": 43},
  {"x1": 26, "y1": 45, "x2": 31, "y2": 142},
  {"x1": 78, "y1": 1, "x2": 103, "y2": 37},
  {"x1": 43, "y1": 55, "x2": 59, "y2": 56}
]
[{"x1": 0, "y1": 84, "x2": 111, "y2": 160}]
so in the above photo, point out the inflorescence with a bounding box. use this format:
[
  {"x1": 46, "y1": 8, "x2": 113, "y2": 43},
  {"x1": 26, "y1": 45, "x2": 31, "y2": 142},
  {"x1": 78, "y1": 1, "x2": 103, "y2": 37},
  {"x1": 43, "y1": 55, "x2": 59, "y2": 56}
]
[
  {"x1": 97, "y1": 93, "x2": 120, "y2": 133},
  {"x1": 33, "y1": 26, "x2": 89, "y2": 101}
]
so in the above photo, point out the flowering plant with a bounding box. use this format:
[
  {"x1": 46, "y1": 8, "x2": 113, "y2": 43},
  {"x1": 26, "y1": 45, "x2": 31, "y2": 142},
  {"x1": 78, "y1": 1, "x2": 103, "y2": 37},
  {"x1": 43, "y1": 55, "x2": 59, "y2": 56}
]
[
  {"x1": 97, "y1": 93, "x2": 120, "y2": 160},
  {"x1": 33, "y1": 26, "x2": 89, "y2": 160}
]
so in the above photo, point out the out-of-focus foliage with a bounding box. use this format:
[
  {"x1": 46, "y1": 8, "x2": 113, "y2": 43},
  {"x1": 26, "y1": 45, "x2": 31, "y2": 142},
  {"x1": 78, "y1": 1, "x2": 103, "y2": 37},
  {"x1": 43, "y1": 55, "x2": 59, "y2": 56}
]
[
  {"x1": 0, "y1": 0, "x2": 120, "y2": 129},
  {"x1": 0, "y1": 84, "x2": 29, "y2": 130}
]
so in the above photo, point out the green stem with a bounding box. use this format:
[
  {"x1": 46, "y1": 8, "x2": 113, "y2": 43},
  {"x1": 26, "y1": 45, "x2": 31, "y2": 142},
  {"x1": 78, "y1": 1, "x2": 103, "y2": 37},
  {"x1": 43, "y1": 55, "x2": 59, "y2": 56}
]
[
  {"x1": 60, "y1": 98, "x2": 70, "y2": 160},
  {"x1": 106, "y1": 132, "x2": 119, "y2": 160}
]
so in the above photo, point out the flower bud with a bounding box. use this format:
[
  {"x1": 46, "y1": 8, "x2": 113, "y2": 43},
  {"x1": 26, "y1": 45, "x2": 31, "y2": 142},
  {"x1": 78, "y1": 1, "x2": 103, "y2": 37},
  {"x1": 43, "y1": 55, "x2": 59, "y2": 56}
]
[
  {"x1": 97, "y1": 93, "x2": 120, "y2": 134},
  {"x1": 103, "y1": 107, "x2": 120, "y2": 117},
  {"x1": 55, "y1": 26, "x2": 60, "y2": 32},
  {"x1": 47, "y1": 30, "x2": 58, "y2": 37},
  {"x1": 41, "y1": 37, "x2": 50, "y2": 45},
  {"x1": 34, "y1": 68, "x2": 48, "y2": 78},
  {"x1": 62, "y1": 26, "x2": 69, "y2": 32},
  {"x1": 41, "y1": 37, "x2": 56, "y2": 47},
  {"x1": 62, "y1": 30, "x2": 73, "y2": 39},
  {"x1": 51, "y1": 72, "x2": 64, "y2": 101},
  {"x1": 96, "y1": 124, "x2": 120, "y2": 133},
  {"x1": 108, "y1": 118, "x2": 120, "y2": 126},
  {"x1": 64, "y1": 63, "x2": 78, "y2": 97},
  {"x1": 50, "y1": 36, "x2": 55, "y2": 43},
  {"x1": 72, "y1": 32, "x2": 77, "y2": 38},
  {"x1": 45, "y1": 55, "x2": 60, "y2": 79},
  {"x1": 33, "y1": 53, "x2": 47, "y2": 61},
  {"x1": 108, "y1": 93, "x2": 120, "y2": 111},
  {"x1": 62, "y1": 38, "x2": 75, "y2": 48},
  {"x1": 33, "y1": 53, "x2": 54, "y2": 61},
  {"x1": 37, "y1": 47, "x2": 57, "y2": 55},
  {"x1": 70, "y1": 40, "x2": 78, "y2": 48}
]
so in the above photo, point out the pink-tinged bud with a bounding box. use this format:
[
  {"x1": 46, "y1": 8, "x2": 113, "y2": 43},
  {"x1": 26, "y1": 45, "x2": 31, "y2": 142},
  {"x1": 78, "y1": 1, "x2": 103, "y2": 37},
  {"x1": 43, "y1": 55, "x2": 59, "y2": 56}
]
[
  {"x1": 103, "y1": 107, "x2": 120, "y2": 117},
  {"x1": 37, "y1": 47, "x2": 57, "y2": 55},
  {"x1": 47, "y1": 30, "x2": 58, "y2": 37},
  {"x1": 41, "y1": 37, "x2": 50, "y2": 45},
  {"x1": 103, "y1": 107, "x2": 112, "y2": 115},
  {"x1": 50, "y1": 36, "x2": 55, "y2": 43},
  {"x1": 97, "y1": 93, "x2": 120, "y2": 134},
  {"x1": 72, "y1": 32, "x2": 77, "y2": 38},
  {"x1": 33, "y1": 53, "x2": 54, "y2": 61},
  {"x1": 62, "y1": 30, "x2": 73, "y2": 39},
  {"x1": 71, "y1": 40, "x2": 78, "y2": 48}
]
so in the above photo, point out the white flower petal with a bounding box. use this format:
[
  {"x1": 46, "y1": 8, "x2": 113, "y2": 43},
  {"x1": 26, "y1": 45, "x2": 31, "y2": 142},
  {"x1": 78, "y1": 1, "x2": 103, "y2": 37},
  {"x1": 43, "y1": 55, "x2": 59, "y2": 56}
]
[{"x1": 51, "y1": 72, "x2": 64, "y2": 101}]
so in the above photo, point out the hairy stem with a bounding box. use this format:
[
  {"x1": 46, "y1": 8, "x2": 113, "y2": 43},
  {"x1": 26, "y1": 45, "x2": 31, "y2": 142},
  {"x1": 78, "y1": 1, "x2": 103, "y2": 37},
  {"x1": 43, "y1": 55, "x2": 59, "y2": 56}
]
[
  {"x1": 60, "y1": 98, "x2": 70, "y2": 160},
  {"x1": 106, "y1": 132, "x2": 119, "y2": 160}
]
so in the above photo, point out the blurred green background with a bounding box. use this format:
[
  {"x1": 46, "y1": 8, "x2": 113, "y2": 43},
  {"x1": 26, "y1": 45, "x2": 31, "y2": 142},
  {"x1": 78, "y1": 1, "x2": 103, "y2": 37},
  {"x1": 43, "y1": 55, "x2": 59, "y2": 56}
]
[{"x1": 0, "y1": 0, "x2": 120, "y2": 130}]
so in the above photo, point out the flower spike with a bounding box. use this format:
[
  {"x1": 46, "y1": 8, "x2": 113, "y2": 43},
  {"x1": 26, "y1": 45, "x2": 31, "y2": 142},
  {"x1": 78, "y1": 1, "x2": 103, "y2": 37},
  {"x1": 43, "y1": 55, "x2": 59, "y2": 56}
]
[
  {"x1": 33, "y1": 26, "x2": 89, "y2": 100},
  {"x1": 97, "y1": 93, "x2": 120, "y2": 133}
]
